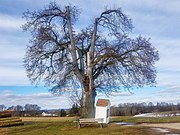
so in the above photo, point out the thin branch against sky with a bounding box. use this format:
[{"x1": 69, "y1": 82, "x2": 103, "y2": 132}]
[{"x1": 0, "y1": 0, "x2": 180, "y2": 109}]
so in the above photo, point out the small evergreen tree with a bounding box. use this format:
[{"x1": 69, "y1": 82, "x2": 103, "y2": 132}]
[{"x1": 60, "y1": 109, "x2": 67, "y2": 117}]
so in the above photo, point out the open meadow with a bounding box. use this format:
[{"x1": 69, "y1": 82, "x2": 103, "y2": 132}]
[{"x1": 1, "y1": 116, "x2": 180, "y2": 135}]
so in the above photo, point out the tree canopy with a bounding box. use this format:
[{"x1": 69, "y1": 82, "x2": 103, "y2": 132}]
[{"x1": 23, "y1": 2, "x2": 159, "y2": 117}]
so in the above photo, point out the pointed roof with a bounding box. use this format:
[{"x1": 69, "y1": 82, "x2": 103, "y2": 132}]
[{"x1": 96, "y1": 99, "x2": 110, "y2": 107}]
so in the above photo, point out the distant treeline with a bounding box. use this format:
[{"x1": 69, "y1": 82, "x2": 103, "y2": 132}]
[
  {"x1": 0, "y1": 104, "x2": 77, "y2": 117},
  {"x1": 0, "y1": 104, "x2": 42, "y2": 116},
  {"x1": 110, "y1": 102, "x2": 180, "y2": 116},
  {"x1": 1, "y1": 102, "x2": 180, "y2": 117}
]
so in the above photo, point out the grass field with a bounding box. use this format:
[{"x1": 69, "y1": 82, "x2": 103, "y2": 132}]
[
  {"x1": 1, "y1": 116, "x2": 180, "y2": 135},
  {"x1": 110, "y1": 116, "x2": 180, "y2": 123}
]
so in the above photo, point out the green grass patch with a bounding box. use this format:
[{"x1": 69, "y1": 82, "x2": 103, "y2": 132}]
[
  {"x1": 110, "y1": 116, "x2": 180, "y2": 123},
  {"x1": 1, "y1": 116, "x2": 180, "y2": 135},
  {"x1": 1, "y1": 117, "x2": 155, "y2": 135}
]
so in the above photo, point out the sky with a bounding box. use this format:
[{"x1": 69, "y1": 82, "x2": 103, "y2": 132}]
[{"x1": 0, "y1": 0, "x2": 180, "y2": 109}]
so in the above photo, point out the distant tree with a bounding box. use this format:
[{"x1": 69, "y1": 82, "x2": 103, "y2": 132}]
[
  {"x1": 177, "y1": 103, "x2": 180, "y2": 110},
  {"x1": 148, "y1": 102, "x2": 154, "y2": 107},
  {"x1": 23, "y1": 2, "x2": 159, "y2": 118},
  {"x1": 147, "y1": 102, "x2": 154, "y2": 112},
  {"x1": 24, "y1": 104, "x2": 41, "y2": 116},
  {"x1": 15, "y1": 105, "x2": 24, "y2": 112},
  {"x1": 0, "y1": 104, "x2": 6, "y2": 111},
  {"x1": 69, "y1": 89, "x2": 82, "y2": 108},
  {"x1": 60, "y1": 109, "x2": 67, "y2": 117},
  {"x1": 7, "y1": 105, "x2": 24, "y2": 116},
  {"x1": 110, "y1": 106, "x2": 121, "y2": 116},
  {"x1": 7, "y1": 105, "x2": 16, "y2": 111},
  {"x1": 111, "y1": 102, "x2": 180, "y2": 116},
  {"x1": 69, "y1": 103, "x2": 79, "y2": 116}
]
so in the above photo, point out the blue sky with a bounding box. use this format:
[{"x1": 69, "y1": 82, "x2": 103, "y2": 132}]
[{"x1": 0, "y1": 0, "x2": 180, "y2": 109}]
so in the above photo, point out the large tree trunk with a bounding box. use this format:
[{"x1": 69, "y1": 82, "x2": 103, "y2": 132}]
[
  {"x1": 81, "y1": 84, "x2": 96, "y2": 118},
  {"x1": 81, "y1": 51, "x2": 96, "y2": 118}
]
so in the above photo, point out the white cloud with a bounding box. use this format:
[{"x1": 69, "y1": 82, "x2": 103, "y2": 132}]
[
  {"x1": 151, "y1": 39, "x2": 180, "y2": 91},
  {"x1": 116, "y1": 0, "x2": 180, "y2": 14},
  {"x1": 135, "y1": 95, "x2": 180, "y2": 104},
  {"x1": 157, "y1": 87, "x2": 180, "y2": 95},
  {"x1": 0, "y1": 46, "x2": 24, "y2": 61},
  {"x1": 0, "y1": 90, "x2": 70, "y2": 109},
  {"x1": 0, "y1": 28, "x2": 28, "y2": 86},
  {"x1": 0, "y1": 67, "x2": 29, "y2": 85},
  {"x1": 0, "y1": 13, "x2": 25, "y2": 31},
  {"x1": 110, "y1": 92, "x2": 180, "y2": 105},
  {"x1": 0, "y1": 42, "x2": 28, "y2": 85}
]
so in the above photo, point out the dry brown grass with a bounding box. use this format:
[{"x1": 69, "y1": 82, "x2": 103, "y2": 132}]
[{"x1": 2, "y1": 116, "x2": 179, "y2": 135}]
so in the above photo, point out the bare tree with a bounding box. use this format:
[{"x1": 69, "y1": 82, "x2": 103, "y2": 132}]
[
  {"x1": 69, "y1": 89, "x2": 82, "y2": 108},
  {"x1": 0, "y1": 105, "x2": 6, "y2": 111},
  {"x1": 7, "y1": 105, "x2": 24, "y2": 116},
  {"x1": 24, "y1": 104, "x2": 41, "y2": 116},
  {"x1": 23, "y1": 2, "x2": 159, "y2": 118}
]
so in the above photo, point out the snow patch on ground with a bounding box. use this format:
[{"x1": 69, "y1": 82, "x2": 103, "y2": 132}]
[
  {"x1": 151, "y1": 128, "x2": 170, "y2": 133},
  {"x1": 115, "y1": 122, "x2": 135, "y2": 126},
  {"x1": 134, "y1": 113, "x2": 180, "y2": 117},
  {"x1": 165, "y1": 134, "x2": 180, "y2": 135}
]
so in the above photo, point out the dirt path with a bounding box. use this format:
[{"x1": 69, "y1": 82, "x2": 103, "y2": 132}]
[{"x1": 140, "y1": 123, "x2": 180, "y2": 130}]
